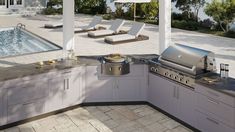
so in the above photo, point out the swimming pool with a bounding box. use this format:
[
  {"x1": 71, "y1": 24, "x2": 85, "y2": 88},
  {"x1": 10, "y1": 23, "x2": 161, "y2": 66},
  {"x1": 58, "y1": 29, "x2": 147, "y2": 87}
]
[{"x1": 0, "y1": 27, "x2": 62, "y2": 58}]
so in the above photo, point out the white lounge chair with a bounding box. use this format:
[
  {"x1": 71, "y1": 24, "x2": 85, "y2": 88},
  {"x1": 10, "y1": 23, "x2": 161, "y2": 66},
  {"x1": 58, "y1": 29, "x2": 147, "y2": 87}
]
[
  {"x1": 74, "y1": 16, "x2": 103, "y2": 33},
  {"x1": 44, "y1": 19, "x2": 63, "y2": 28},
  {"x1": 88, "y1": 19, "x2": 125, "y2": 38},
  {"x1": 104, "y1": 22, "x2": 146, "y2": 44}
]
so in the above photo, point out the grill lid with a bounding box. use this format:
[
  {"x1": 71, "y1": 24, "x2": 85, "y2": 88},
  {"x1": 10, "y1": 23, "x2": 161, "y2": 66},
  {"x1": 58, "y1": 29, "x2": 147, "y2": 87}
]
[{"x1": 159, "y1": 44, "x2": 215, "y2": 75}]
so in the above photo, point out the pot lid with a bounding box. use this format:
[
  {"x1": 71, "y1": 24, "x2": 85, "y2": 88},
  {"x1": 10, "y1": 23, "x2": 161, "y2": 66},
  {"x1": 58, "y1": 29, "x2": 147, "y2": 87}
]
[{"x1": 104, "y1": 54, "x2": 126, "y2": 63}]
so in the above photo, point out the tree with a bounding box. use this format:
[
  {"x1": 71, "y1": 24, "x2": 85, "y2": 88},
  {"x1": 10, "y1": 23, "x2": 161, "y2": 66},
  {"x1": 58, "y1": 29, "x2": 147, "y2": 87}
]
[
  {"x1": 172, "y1": 0, "x2": 206, "y2": 21},
  {"x1": 141, "y1": 0, "x2": 159, "y2": 20},
  {"x1": 205, "y1": 0, "x2": 235, "y2": 32},
  {"x1": 191, "y1": 0, "x2": 205, "y2": 21},
  {"x1": 172, "y1": 0, "x2": 191, "y2": 13}
]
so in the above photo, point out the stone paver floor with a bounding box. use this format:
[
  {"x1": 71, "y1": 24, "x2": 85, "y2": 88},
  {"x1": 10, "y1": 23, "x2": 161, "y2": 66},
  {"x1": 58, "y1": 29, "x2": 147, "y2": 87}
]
[{"x1": 2, "y1": 105, "x2": 193, "y2": 132}]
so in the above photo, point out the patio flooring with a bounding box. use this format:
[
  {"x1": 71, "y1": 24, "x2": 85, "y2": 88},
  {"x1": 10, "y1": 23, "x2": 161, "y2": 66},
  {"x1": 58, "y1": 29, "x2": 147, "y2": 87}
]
[{"x1": 2, "y1": 105, "x2": 193, "y2": 132}]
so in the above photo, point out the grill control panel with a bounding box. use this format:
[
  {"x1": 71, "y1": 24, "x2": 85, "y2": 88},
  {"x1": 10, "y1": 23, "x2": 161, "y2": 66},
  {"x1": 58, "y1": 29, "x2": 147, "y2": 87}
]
[{"x1": 149, "y1": 63, "x2": 195, "y2": 88}]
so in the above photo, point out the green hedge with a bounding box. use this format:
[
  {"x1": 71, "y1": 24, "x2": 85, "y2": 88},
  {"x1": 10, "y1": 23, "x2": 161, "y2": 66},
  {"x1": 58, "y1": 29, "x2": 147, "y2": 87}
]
[
  {"x1": 41, "y1": 8, "x2": 62, "y2": 15},
  {"x1": 172, "y1": 20, "x2": 199, "y2": 31},
  {"x1": 225, "y1": 30, "x2": 235, "y2": 38}
]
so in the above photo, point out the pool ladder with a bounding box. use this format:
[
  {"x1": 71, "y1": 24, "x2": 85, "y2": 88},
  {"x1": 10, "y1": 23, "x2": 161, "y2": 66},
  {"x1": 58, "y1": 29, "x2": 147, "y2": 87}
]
[{"x1": 16, "y1": 23, "x2": 26, "y2": 29}]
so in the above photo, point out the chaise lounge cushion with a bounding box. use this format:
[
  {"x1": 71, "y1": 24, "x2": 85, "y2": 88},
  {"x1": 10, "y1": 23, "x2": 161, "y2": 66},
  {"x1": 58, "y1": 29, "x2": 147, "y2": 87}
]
[
  {"x1": 74, "y1": 26, "x2": 94, "y2": 32},
  {"x1": 105, "y1": 34, "x2": 136, "y2": 42},
  {"x1": 44, "y1": 20, "x2": 63, "y2": 28},
  {"x1": 104, "y1": 22, "x2": 145, "y2": 43},
  {"x1": 88, "y1": 29, "x2": 114, "y2": 37},
  {"x1": 88, "y1": 19, "x2": 125, "y2": 37}
]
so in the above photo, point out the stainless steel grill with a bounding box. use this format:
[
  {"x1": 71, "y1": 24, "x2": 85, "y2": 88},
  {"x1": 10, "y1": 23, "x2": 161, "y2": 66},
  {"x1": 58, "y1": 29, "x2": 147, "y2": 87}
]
[
  {"x1": 159, "y1": 44, "x2": 216, "y2": 75},
  {"x1": 149, "y1": 44, "x2": 217, "y2": 88}
]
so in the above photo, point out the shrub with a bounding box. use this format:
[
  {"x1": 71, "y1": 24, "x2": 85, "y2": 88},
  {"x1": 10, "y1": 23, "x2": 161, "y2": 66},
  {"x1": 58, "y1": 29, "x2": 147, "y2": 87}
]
[
  {"x1": 141, "y1": 0, "x2": 159, "y2": 20},
  {"x1": 102, "y1": 14, "x2": 114, "y2": 20},
  {"x1": 225, "y1": 30, "x2": 235, "y2": 38},
  {"x1": 172, "y1": 12, "x2": 184, "y2": 21},
  {"x1": 172, "y1": 20, "x2": 199, "y2": 30},
  {"x1": 41, "y1": 8, "x2": 62, "y2": 15},
  {"x1": 172, "y1": 12, "x2": 196, "y2": 21},
  {"x1": 75, "y1": 0, "x2": 106, "y2": 15},
  {"x1": 200, "y1": 19, "x2": 215, "y2": 29},
  {"x1": 144, "y1": 19, "x2": 158, "y2": 25},
  {"x1": 115, "y1": 6, "x2": 125, "y2": 18}
]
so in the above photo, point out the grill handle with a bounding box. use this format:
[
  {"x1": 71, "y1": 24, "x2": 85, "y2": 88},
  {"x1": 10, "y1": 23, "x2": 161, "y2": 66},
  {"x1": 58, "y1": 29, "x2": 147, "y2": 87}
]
[{"x1": 159, "y1": 56, "x2": 196, "y2": 75}]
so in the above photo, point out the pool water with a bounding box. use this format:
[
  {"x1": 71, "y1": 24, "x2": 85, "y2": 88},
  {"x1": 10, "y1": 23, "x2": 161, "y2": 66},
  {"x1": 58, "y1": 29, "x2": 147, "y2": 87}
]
[{"x1": 0, "y1": 27, "x2": 61, "y2": 58}]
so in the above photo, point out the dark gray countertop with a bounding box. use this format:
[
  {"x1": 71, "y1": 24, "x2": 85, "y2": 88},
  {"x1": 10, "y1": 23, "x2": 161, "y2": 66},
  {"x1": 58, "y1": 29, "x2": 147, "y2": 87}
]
[
  {"x1": 1, "y1": 54, "x2": 234, "y2": 98},
  {"x1": 196, "y1": 73, "x2": 235, "y2": 97},
  {"x1": 0, "y1": 54, "x2": 158, "y2": 82}
]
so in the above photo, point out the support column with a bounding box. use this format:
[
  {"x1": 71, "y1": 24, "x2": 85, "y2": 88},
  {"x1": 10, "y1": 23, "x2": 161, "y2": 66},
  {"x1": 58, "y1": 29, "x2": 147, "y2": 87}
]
[
  {"x1": 159, "y1": 0, "x2": 171, "y2": 54},
  {"x1": 63, "y1": 0, "x2": 75, "y2": 53}
]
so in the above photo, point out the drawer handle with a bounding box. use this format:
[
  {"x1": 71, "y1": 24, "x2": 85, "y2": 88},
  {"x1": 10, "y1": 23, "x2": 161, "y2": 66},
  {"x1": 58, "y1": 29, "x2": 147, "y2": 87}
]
[
  {"x1": 207, "y1": 90, "x2": 219, "y2": 97},
  {"x1": 207, "y1": 97, "x2": 219, "y2": 104},
  {"x1": 206, "y1": 117, "x2": 219, "y2": 125}
]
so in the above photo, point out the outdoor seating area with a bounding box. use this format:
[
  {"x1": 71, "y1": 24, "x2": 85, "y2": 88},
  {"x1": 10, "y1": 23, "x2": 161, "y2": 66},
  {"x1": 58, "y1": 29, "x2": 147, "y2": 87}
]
[{"x1": 43, "y1": 17, "x2": 149, "y2": 45}]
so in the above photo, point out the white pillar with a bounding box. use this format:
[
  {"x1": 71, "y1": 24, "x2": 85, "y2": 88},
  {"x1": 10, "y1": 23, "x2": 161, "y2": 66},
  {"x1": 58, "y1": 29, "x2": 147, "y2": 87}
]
[
  {"x1": 159, "y1": 0, "x2": 171, "y2": 54},
  {"x1": 63, "y1": 0, "x2": 75, "y2": 53}
]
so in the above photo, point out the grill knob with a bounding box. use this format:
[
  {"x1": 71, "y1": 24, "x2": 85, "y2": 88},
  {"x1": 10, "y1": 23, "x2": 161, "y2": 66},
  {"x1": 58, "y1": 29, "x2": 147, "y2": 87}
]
[
  {"x1": 169, "y1": 74, "x2": 173, "y2": 78},
  {"x1": 150, "y1": 67, "x2": 155, "y2": 71},
  {"x1": 180, "y1": 77, "x2": 184, "y2": 81},
  {"x1": 154, "y1": 68, "x2": 159, "y2": 72},
  {"x1": 175, "y1": 76, "x2": 178, "y2": 79},
  {"x1": 165, "y1": 72, "x2": 168, "y2": 76},
  {"x1": 186, "y1": 80, "x2": 189, "y2": 84}
]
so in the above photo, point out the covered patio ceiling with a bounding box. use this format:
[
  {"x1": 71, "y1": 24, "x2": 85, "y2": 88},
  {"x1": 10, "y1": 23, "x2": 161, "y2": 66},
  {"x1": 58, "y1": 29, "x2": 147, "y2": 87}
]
[{"x1": 62, "y1": 0, "x2": 171, "y2": 55}]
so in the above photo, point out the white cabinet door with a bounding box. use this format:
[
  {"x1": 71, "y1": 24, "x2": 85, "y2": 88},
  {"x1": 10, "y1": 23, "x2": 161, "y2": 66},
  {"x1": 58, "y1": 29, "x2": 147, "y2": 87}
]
[
  {"x1": 85, "y1": 66, "x2": 114, "y2": 102},
  {"x1": 177, "y1": 86, "x2": 196, "y2": 126},
  {"x1": 63, "y1": 70, "x2": 83, "y2": 107},
  {"x1": 46, "y1": 77, "x2": 64, "y2": 112},
  {"x1": 115, "y1": 77, "x2": 141, "y2": 101},
  {"x1": 148, "y1": 73, "x2": 196, "y2": 126},
  {"x1": 148, "y1": 73, "x2": 175, "y2": 112}
]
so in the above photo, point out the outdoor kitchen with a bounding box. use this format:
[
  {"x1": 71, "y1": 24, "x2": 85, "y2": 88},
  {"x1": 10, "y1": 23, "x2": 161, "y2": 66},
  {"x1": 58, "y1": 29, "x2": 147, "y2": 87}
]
[{"x1": 0, "y1": 43, "x2": 234, "y2": 132}]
